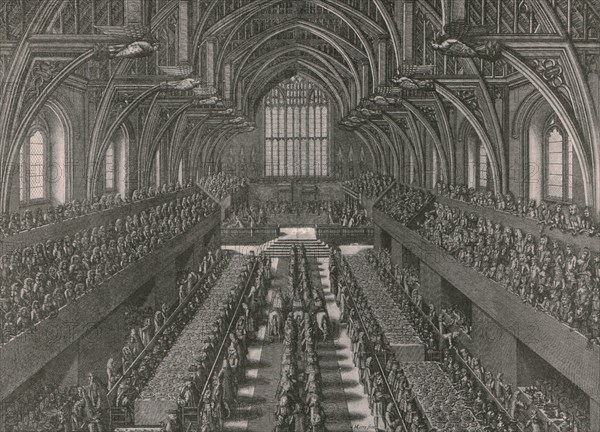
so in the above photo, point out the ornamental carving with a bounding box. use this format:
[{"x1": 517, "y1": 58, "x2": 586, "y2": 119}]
[
  {"x1": 418, "y1": 106, "x2": 438, "y2": 126},
  {"x1": 580, "y1": 53, "x2": 600, "y2": 75},
  {"x1": 530, "y1": 58, "x2": 565, "y2": 90},
  {"x1": 397, "y1": 117, "x2": 409, "y2": 132},
  {"x1": 454, "y1": 88, "x2": 483, "y2": 121},
  {"x1": 25, "y1": 60, "x2": 69, "y2": 99}
]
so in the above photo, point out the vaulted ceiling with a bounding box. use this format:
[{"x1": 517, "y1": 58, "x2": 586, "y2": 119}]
[{"x1": 0, "y1": 0, "x2": 599, "y2": 212}]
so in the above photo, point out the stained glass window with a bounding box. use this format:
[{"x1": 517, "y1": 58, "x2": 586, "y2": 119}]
[
  {"x1": 105, "y1": 143, "x2": 115, "y2": 190},
  {"x1": 28, "y1": 131, "x2": 45, "y2": 200},
  {"x1": 479, "y1": 143, "x2": 488, "y2": 190},
  {"x1": 264, "y1": 76, "x2": 329, "y2": 177},
  {"x1": 545, "y1": 121, "x2": 573, "y2": 202}
]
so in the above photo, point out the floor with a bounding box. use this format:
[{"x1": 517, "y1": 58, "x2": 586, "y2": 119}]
[{"x1": 223, "y1": 255, "x2": 375, "y2": 432}]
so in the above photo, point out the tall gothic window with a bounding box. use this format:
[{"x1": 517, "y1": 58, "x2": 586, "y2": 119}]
[
  {"x1": 409, "y1": 151, "x2": 416, "y2": 185},
  {"x1": 544, "y1": 117, "x2": 573, "y2": 202},
  {"x1": 264, "y1": 76, "x2": 330, "y2": 177},
  {"x1": 154, "y1": 149, "x2": 161, "y2": 187},
  {"x1": 20, "y1": 129, "x2": 47, "y2": 203},
  {"x1": 479, "y1": 143, "x2": 489, "y2": 190},
  {"x1": 105, "y1": 143, "x2": 115, "y2": 190}
]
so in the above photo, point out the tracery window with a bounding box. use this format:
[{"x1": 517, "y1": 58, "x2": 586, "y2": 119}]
[
  {"x1": 409, "y1": 151, "x2": 416, "y2": 185},
  {"x1": 153, "y1": 149, "x2": 161, "y2": 187},
  {"x1": 20, "y1": 129, "x2": 47, "y2": 203},
  {"x1": 105, "y1": 143, "x2": 115, "y2": 190},
  {"x1": 264, "y1": 76, "x2": 330, "y2": 177},
  {"x1": 544, "y1": 118, "x2": 573, "y2": 202},
  {"x1": 478, "y1": 143, "x2": 489, "y2": 190}
]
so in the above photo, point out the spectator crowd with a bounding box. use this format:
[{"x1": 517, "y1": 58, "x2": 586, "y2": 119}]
[
  {"x1": 0, "y1": 191, "x2": 218, "y2": 345},
  {"x1": 375, "y1": 184, "x2": 433, "y2": 225},
  {"x1": 224, "y1": 200, "x2": 370, "y2": 228},
  {"x1": 1, "y1": 181, "x2": 194, "y2": 238},
  {"x1": 2, "y1": 249, "x2": 226, "y2": 432},
  {"x1": 417, "y1": 202, "x2": 600, "y2": 343},
  {"x1": 198, "y1": 173, "x2": 248, "y2": 201},
  {"x1": 371, "y1": 248, "x2": 589, "y2": 432},
  {"x1": 343, "y1": 171, "x2": 394, "y2": 198},
  {"x1": 435, "y1": 182, "x2": 599, "y2": 238}
]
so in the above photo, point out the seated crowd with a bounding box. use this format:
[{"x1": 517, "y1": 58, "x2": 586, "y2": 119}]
[
  {"x1": 113, "y1": 251, "x2": 237, "y2": 415},
  {"x1": 224, "y1": 200, "x2": 370, "y2": 228},
  {"x1": 343, "y1": 171, "x2": 394, "y2": 198},
  {"x1": 3, "y1": 249, "x2": 226, "y2": 432},
  {"x1": 331, "y1": 251, "x2": 431, "y2": 431},
  {"x1": 436, "y1": 182, "x2": 599, "y2": 238},
  {"x1": 0, "y1": 192, "x2": 218, "y2": 344},
  {"x1": 1, "y1": 181, "x2": 194, "y2": 238},
  {"x1": 195, "y1": 255, "x2": 270, "y2": 432},
  {"x1": 375, "y1": 184, "x2": 433, "y2": 225},
  {"x1": 417, "y1": 202, "x2": 600, "y2": 343},
  {"x1": 197, "y1": 172, "x2": 249, "y2": 201},
  {"x1": 371, "y1": 248, "x2": 589, "y2": 432}
]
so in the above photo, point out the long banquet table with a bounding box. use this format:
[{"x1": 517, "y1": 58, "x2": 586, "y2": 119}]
[
  {"x1": 346, "y1": 253, "x2": 425, "y2": 362},
  {"x1": 402, "y1": 362, "x2": 484, "y2": 432},
  {"x1": 134, "y1": 256, "x2": 247, "y2": 425}
]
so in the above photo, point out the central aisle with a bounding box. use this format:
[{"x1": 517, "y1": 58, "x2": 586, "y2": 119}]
[
  {"x1": 224, "y1": 252, "x2": 374, "y2": 432},
  {"x1": 313, "y1": 257, "x2": 375, "y2": 432},
  {"x1": 224, "y1": 258, "x2": 287, "y2": 432}
]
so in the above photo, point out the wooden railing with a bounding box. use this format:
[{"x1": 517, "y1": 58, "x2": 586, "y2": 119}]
[
  {"x1": 108, "y1": 253, "x2": 228, "y2": 408},
  {"x1": 0, "y1": 212, "x2": 221, "y2": 402},
  {"x1": 435, "y1": 194, "x2": 600, "y2": 253},
  {"x1": 333, "y1": 253, "x2": 409, "y2": 432},
  {"x1": 369, "y1": 253, "x2": 524, "y2": 431},
  {"x1": 0, "y1": 187, "x2": 202, "y2": 255},
  {"x1": 185, "y1": 260, "x2": 259, "y2": 427},
  {"x1": 221, "y1": 226, "x2": 281, "y2": 244},
  {"x1": 315, "y1": 225, "x2": 374, "y2": 245},
  {"x1": 373, "y1": 208, "x2": 600, "y2": 401}
]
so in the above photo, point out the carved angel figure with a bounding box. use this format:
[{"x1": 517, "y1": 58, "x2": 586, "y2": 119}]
[
  {"x1": 431, "y1": 21, "x2": 501, "y2": 61},
  {"x1": 95, "y1": 24, "x2": 159, "y2": 59},
  {"x1": 158, "y1": 65, "x2": 217, "y2": 97},
  {"x1": 391, "y1": 65, "x2": 436, "y2": 90}
]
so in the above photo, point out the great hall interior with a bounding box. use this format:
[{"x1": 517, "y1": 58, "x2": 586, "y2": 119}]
[{"x1": 1, "y1": 1, "x2": 600, "y2": 431}]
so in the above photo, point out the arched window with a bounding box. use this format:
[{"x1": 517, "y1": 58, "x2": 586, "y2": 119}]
[
  {"x1": 478, "y1": 143, "x2": 489, "y2": 190},
  {"x1": 544, "y1": 118, "x2": 573, "y2": 202},
  {"x1": 409, "y1": 151, "x2": 416, "y2": 185},
  {"x1": 20, "y1": 129, "x2": 47, "y2": 203},
  {"x1": 431, "y1": 147, "x2": 439, "y2": 188},
  {"x1": 154, "y1": 149, "x2": 161, "y2": 186},
  {"x1": 105, "y1": 143, "x2": 115, "y2": 190},
  {"x1": 263, "y1": 76, "x2": 330, "y2": 177},
  {"x1": 178, "y1": 159, "x2": 184, "y2": 184}
]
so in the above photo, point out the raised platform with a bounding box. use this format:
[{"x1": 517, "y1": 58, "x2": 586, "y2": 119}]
[{"x1": 264, "y1": 238, "x2": 330, "y2": 257}]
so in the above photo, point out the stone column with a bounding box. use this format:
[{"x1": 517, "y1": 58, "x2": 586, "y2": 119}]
[
  {"x1": 359, "y1": 59, "x2": 370, "y2": 98},
  {"x1": 373, "y1": 225, "x2": 383, "y2": 251},
  {"x1": 178, "y1": 0, "x2": 189, "y2": 64},
  {"x1": 419, "y1": 263, "x2": 442, "y2": 311},
  {"x1": 377, "y1": 36, "x2": 388, "y2": 86},
  {"x1": 205, "y1": 38, "x2": 216, "y2": 88},
  {"x1": 223, "y1": 63, "x2": 232, "y2": 100},
  {"x1": 397, "y1": 0, "x2": 415, "y2": 64},
  {"x1": 391, "y1": 238, "x2": 404, "y2": 266}
]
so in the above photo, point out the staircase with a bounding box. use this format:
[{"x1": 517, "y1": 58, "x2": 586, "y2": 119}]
[{"x1": 264, "y1": 238, "x2": 330, "y2": 258}]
